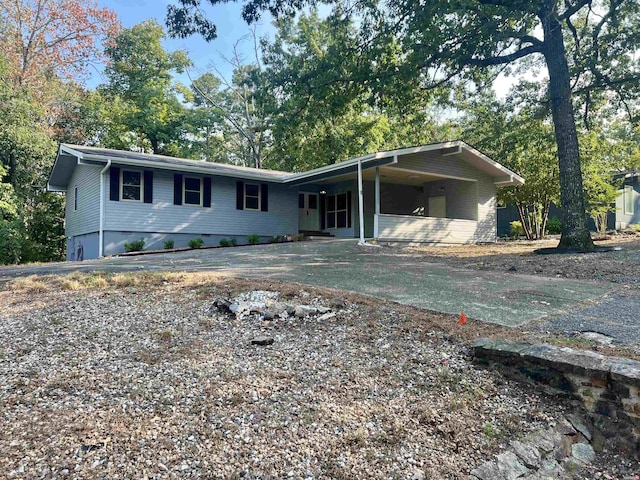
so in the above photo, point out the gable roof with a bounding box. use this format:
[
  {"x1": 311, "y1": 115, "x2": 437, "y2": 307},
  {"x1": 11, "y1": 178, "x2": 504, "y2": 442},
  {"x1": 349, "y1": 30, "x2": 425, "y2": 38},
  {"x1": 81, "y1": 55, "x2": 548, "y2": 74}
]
[{"x1": 48, "y1": 140, "x2": 524, "y2": 191}]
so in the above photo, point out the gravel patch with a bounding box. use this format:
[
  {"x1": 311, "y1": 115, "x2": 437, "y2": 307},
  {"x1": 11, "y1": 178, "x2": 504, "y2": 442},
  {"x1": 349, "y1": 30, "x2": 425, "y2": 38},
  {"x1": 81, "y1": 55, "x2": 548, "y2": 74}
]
[{"x1": 0, "y1": 278, "x2": 617, "y2": 479}]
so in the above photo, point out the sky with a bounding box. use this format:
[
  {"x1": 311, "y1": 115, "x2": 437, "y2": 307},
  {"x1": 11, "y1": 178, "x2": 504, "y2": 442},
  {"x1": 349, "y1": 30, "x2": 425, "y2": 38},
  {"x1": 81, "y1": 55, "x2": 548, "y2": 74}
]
[{"x1": 93, "y1": 0, "x2": 277, "y2": 87}]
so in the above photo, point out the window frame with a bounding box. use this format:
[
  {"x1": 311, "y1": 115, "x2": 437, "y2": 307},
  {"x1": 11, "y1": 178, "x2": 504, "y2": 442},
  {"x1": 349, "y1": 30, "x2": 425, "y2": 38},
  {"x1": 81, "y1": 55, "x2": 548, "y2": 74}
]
[
  {"x1": 183, "y1": 176, "x2": 203, "y2": 207},
  {"x1": 74, "y1": 186, "x2": 78, "y2": 211},
  {"x1": 326, "y1": 192, "x2": 349, "y2": 229},
  {"x1": 624, "y1": 185, "x2": 635, "y2": 215},
  {"x1": 120, "y1": 169, "x2": 144, "y2": 202},
  {"x1": 244, "y1": 183, "x2": 261, "y2": 211}
]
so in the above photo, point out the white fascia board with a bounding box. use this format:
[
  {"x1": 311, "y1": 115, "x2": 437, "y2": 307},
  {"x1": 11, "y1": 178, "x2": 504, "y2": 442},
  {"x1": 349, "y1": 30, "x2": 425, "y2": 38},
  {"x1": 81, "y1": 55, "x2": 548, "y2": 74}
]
[
  {"x1": 380, "y1": 141, "x2": 463, "y2": 158},
  {"x1": 80, "y1": 153, "x2": 288, "y2": 183},
  {"x1": 283, "y1": 152, "x2": 399, "y2": 184},
  {"x1": 46, "y1": 183, "x2": 66, "y2": 192},
  {"x1": 59, "y1": 144, "x2": 85, "y2": 160},
  {"x1": 494, "y1": 175, "x2": 525, "y2": 186}
]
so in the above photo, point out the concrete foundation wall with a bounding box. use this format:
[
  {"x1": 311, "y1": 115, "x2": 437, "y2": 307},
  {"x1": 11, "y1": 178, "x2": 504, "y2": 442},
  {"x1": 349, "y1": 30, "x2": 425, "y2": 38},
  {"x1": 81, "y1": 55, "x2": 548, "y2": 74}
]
[
  {"x1": 66, "y1": 232, "x2": 100, "y2": 261},
  {"x1": 103, "y1": 231, "x2": 274, "y2": 256}
]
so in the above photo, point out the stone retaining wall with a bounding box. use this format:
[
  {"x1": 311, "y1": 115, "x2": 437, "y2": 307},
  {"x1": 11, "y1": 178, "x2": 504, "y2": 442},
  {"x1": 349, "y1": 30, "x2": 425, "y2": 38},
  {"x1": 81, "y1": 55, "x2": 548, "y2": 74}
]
[{"x1": 473, "y1": 338, "x2": 640, "y2": 456}]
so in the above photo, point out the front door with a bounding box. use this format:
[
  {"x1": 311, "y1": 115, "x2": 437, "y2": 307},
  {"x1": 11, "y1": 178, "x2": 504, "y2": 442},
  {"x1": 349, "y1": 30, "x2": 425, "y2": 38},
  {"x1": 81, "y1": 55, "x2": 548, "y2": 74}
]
[
  {"x1": 298, "y1": 192, "x2": 320, "y2": 231},
  {"x1": 429, "y1": 196, "x2": 447, "y2": 218}
]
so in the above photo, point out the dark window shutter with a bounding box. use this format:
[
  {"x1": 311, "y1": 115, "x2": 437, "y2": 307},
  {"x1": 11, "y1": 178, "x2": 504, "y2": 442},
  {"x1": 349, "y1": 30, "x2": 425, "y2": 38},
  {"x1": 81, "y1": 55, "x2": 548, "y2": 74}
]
[
  {"x1": 109, "y1": 166, "x2": 120, "y2": 201},
  {"x1": 236, "y1": 181, "x2": 244, "y2": 210},
  {"x1": 143, "y1": 170, "x2": 153, "y2": 204},
  {"x1": 320, "y1": 194, "x2": 326, "y2": 230},
  {"x1": 260, "y1": 183, "x2": 269, "y2": 212},
  {"x1": 203, "y1": 176, "x2": 212, "y2": 208},
  {"x1": 174, "y1": 174, "x2": 183, "y2": 205},
  {"x1": 347, "y1": 190, "x2": 352, "y2": 228}
]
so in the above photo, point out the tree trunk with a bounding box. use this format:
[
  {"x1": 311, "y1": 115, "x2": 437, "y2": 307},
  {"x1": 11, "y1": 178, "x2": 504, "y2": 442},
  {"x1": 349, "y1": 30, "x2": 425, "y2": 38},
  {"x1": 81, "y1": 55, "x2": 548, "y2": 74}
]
[
  {"x1": 149, "y1": 137, "x2": 160, "y2": 154},
  {"x1": 540, "y1": 5, "x2": 594, "y2": 250}
]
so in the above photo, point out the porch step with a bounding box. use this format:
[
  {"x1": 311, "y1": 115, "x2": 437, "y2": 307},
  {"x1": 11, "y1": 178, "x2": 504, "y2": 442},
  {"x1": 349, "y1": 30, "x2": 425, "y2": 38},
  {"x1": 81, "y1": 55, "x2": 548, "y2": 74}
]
[{"x1": 300, "y1": 230, "x2": 334, "y2": 237}]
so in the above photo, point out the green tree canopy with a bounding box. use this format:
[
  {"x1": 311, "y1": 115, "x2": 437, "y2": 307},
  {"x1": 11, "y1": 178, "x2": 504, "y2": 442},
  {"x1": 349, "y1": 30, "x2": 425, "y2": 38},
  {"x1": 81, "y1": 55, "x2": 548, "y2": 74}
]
[
  {"x1": 102, "y1": 20, "x2": 192, "y2": 155},
  {"x1": 167, "y1": 0, "x2": 640, "y2": 250}
]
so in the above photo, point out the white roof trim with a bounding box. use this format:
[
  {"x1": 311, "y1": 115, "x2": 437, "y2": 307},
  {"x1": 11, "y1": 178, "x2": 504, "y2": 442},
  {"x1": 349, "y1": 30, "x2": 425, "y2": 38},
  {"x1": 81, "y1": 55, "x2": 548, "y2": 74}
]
[
  {"x1": 78, "y1": 152, "x2": 288, "y2": 183},
  {"x1": 48, "y1": 141, "x2": 525, "y2": 190},
  {"x1": 283, "y1": 141, "x2": 524, "y2": 185},
  {"x1": 60, "y1": 144, "x2": 85, "y2": 160}
]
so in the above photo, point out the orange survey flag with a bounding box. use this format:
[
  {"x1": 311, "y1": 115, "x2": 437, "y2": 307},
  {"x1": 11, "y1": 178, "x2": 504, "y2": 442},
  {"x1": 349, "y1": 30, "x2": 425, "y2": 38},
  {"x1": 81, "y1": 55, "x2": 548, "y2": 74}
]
[{"x1": 459, "y1": 312, "x2": 467, "y2": 325}]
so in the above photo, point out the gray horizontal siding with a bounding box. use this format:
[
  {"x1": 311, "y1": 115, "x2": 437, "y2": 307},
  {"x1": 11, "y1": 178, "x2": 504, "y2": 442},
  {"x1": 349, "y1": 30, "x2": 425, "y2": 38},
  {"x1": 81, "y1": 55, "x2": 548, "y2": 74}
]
[
  {"x1": 477, "y1": 173, "x2": 497, "y2": 242},
  {"x1": 393, "y1": 152, "x2": 497, "y2": 242},
  {"x1": 65, "y1": 164, "x2": 101, "y2": 237},
  {"x1": 616, "y1": 184, "x2": 639, "y2": 228},
  {"x1": 377, "y1": 214, "x2": 480, "y2": 243},
  {"x1": 395, "y1": 151, "x2": 488, "y2": 180},
  {"x1": 105, "y1": 169, "x2": 298, "y2": 237}
]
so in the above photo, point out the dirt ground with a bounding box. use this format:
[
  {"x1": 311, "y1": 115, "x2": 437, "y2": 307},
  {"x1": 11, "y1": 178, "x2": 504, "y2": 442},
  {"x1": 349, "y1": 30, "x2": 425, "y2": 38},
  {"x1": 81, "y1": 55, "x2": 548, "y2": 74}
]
[
  {"x1": 2, "y1": 272, "x2": 638, "y2": 479},
  {"x1": 407, "y1": 234, "x2": 640, "y2": 284}
]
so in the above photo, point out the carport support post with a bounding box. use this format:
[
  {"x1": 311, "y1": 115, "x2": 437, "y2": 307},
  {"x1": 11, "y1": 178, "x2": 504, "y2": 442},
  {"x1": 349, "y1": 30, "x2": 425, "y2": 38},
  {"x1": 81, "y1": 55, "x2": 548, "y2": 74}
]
[
  {"x1": 374, "y1": 166, "x2": 380, "y2": 239},
  {"x1": 358, "y1": 159, "x2": 365, "y2": 245}
]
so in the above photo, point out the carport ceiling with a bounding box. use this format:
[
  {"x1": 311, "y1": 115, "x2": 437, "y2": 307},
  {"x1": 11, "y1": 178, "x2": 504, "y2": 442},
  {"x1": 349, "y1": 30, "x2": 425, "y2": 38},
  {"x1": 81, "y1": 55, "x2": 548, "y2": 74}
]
[{"x1": 316, "y1": 167, "x2": 447, "y2": 186}]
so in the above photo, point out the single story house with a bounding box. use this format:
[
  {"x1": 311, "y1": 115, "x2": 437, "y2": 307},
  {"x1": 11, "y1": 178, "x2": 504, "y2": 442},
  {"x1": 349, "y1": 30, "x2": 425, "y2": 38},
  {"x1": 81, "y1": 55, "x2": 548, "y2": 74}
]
[
  {"x1": 47, "y1": 141, "x2": 524, "y2": 260},
  {"x1": 496, "y1": 170, "x2": 639, "y2": 237}
]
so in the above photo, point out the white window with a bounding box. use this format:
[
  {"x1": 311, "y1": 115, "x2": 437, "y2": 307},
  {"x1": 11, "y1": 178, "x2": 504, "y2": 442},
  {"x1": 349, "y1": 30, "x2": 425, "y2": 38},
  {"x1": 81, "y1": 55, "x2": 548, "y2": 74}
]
[
  {"x1": 326, "y1": 193, "x2": 348, "y2": 229},
  {"x1": 624, "y1": 185, "x2": 635, "y2": 215},
  {"x1": 184, "y1": 177, "x2": 202, "y2": 206},
  {"x1": 74, "y1": 187, "x2": 78, "y2": 211},
  {"x1": 244, "y1": 183, "x2": 260, "y2": 210},
  {"x1": 121, "y1": 170, "x2": 143, "y2": 201}
]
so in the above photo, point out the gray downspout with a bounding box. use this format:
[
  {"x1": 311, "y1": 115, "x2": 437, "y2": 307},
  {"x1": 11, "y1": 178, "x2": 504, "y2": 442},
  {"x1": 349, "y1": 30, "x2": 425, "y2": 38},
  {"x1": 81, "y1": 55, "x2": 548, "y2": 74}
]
[{"x1": 98, "y1": 160, "x2": 111, "y2": 257}]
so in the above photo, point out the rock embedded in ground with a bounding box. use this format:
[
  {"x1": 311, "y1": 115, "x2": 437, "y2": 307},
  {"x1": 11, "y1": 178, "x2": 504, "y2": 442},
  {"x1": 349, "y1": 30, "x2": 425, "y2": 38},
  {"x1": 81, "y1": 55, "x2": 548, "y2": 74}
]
[
  {"x1": 317, "y1": 312, "x2": 337, "y2": 322},
  {"x1": 571, "y1": 443, "x2": 595, "y2": 465},
  {"x1": 496, "y1": 452, "x2": 530, "y2": 479},
  {"x1": 250, "y1": 336, "x2": 274, "y2": 346},
  {"x1": 470, "y1": 461, "x2": 501, "y2": 480},
  {"x1": 556, "y1": 418, "x2": 577, "y2": 436},
  {"x1": 410, "y1": 469, "x2": 425, "y2": 480},
  {"x1": 510, "y1": 440, "x2": 542, "y2": 469},
  {"x1": 329, "y1": 297, "x2": 346, "y2": 308},
  {"x1": 294, "y1": 305, "x2": 317, "y2": 318},
  {"x1": 566, "y1": 414, "x2": 592, "y2": 441},
  {"x1": 213, "y1": 298, "x2": 233, "y2": 314}
]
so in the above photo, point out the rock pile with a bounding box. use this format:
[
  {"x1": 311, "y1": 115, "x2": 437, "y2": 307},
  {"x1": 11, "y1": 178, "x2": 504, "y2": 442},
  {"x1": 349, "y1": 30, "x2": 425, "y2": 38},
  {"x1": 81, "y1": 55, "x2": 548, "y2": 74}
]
[
  {"x1": 211, "y1": 290, "x2": 346, "y2": 345},
  {"x1": 471, "y1": 417, "x2": 596, "y2": 479}
]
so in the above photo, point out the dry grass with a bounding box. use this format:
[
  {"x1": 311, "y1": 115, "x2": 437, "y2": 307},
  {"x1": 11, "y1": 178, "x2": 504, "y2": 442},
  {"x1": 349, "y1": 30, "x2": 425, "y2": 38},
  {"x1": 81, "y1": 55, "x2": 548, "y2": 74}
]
[
  {"x1": 4, "y1": 271, "x2": 226, "y2": 294},
  {"x1": 9, "y1": 275, "x2": 49, "y2": 293}
]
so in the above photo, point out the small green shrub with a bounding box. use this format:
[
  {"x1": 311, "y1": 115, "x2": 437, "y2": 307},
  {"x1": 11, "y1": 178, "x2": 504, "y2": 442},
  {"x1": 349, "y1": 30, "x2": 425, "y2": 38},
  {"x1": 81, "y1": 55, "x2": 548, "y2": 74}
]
[
  {"x1": 124, "y1": 239, "x2": 145, "y2": 252},
  {"x1": 630, "y1": 224, "x2": 640, "y2": 232},
  {"x1": 219, "y1": 238, "x2": 230, "y2": 247},
  {"x1": 229, "y1": 237, "x2": 237, "y2": 246},
  {"x1": 189, "y1": 238, "x2": 204, "y2": 249},
  {"x1": 546, "y1": 217, "x2": 562, "y2": 235},
  {"x1": 510, "y1": 221, "x2": 524, "y2": 238},
  {"x1": 163, "y1": 239, "x2": 174, "y2": 249},
  {"x1": 247, "y1": 234, "x2": 260, "y2": 245}
]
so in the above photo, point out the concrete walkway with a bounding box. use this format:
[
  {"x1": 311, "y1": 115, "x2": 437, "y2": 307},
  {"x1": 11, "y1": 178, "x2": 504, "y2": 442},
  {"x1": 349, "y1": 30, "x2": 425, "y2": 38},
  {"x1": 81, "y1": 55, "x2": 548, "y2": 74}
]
[{"x1": 0, "y1": 240, "x2": 618, "y2": 331}]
